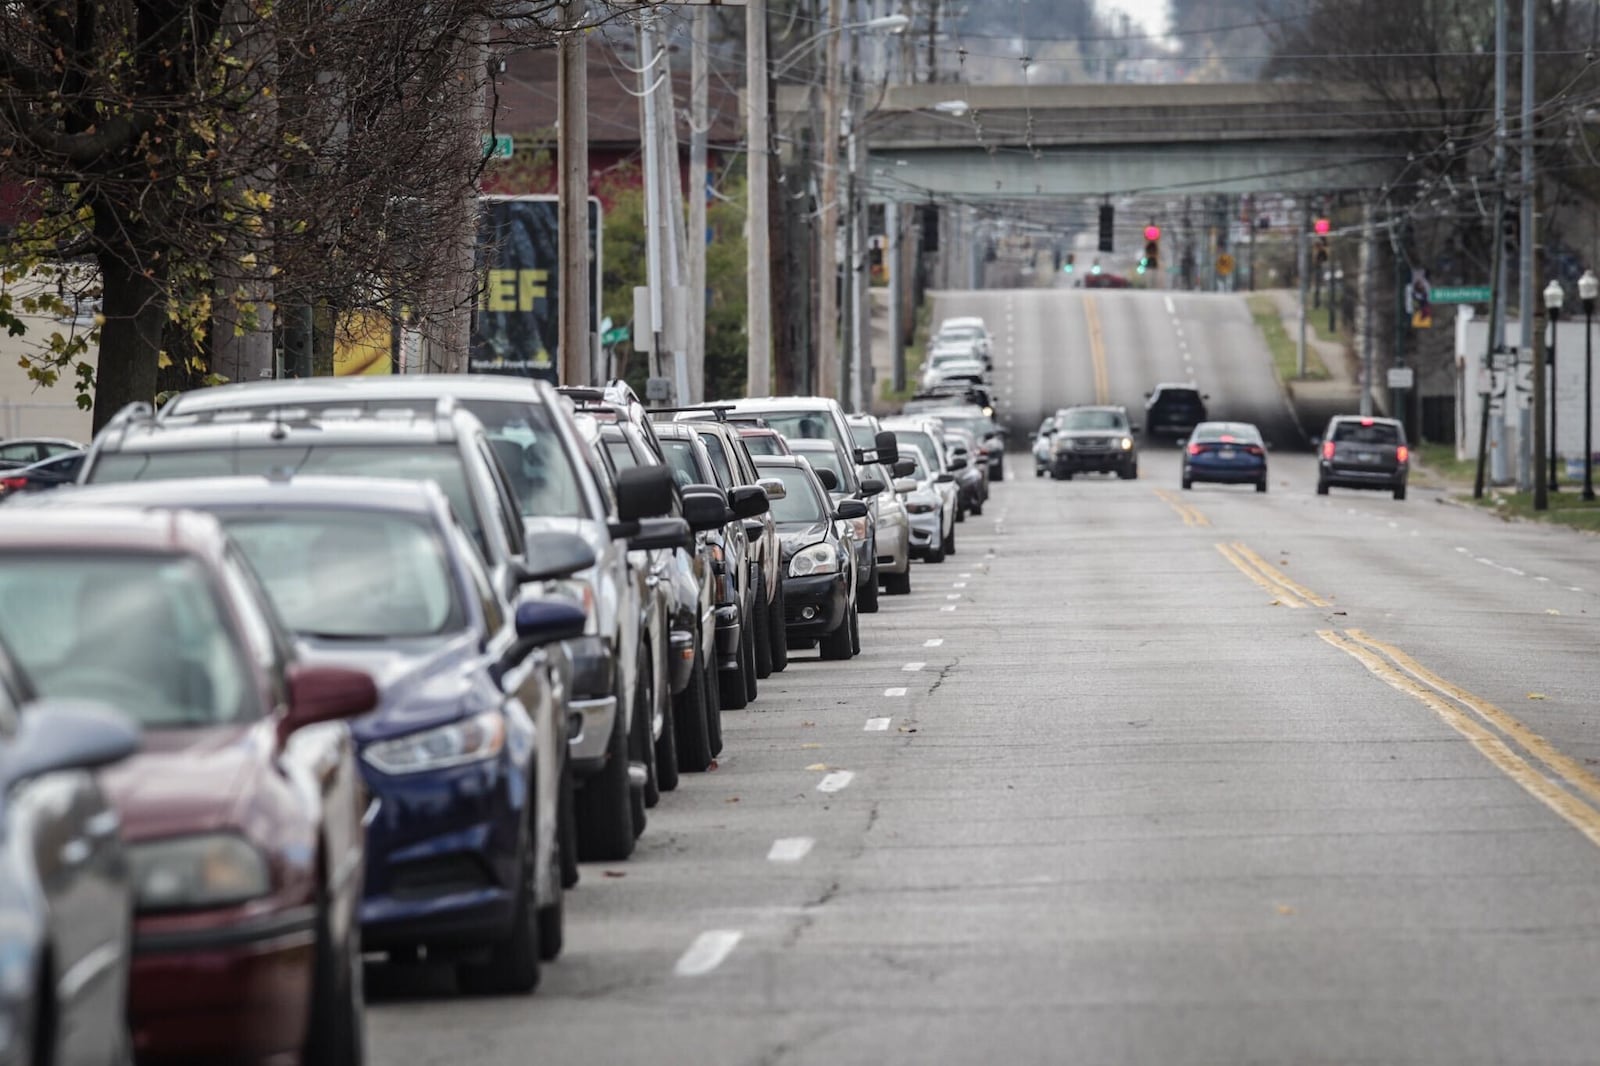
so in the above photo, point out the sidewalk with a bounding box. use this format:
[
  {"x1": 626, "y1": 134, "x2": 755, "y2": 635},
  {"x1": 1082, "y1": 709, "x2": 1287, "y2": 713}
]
[{"x1": 1261, "y1": 289, "x2": 1364, "y2": 441}]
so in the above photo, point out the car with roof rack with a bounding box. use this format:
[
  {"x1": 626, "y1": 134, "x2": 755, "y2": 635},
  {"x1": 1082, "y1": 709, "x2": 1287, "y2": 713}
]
[
  {"x1": 106, "y1": 379, "x2": 689, "y2": 863},
  {"x1": 753, "y1": 455, "x2": 865, "y2": 660}
]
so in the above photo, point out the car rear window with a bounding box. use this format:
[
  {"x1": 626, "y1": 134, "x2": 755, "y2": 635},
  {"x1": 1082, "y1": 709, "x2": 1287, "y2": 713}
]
[
  {"x1": 1157, "y1": 390, "x2": 1202, "y2": 407},
  {"x1": 1059, "y1": 409, "x2": 1127, "y2": 431},
  {"x1": 742, "y1": 433, "x2": 787, "y2": 456},
  {"x1": 1193, "y1": 423, "x2": 1260, "y2": 443},
  {"x1": 1333, "y1": 422, "x2": 1402, "y2": 445},
  {"x1": 660, "y1": 439, "x2": 706, "y2": 488}
]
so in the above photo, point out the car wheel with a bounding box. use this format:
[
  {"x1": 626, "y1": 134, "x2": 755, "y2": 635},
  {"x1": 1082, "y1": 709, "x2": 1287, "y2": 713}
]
[
  {"x1": 955, "y1": 500, "x2": 966, "y2": 522},
  {"x1": 1393, "y1": 483, "x2": 1407, "y2": 500},
  {"x1": 1257, "y1": 478, "x2": 1268, "y2": 494},
  {"x1": 1119, "y1": 463, "x2": 1136, "y2": 480},
  {"x1": 751, "y1": 574, "x2": 774, "y2": 679},
  {"x1": 924, "y1": 539, "x2": 945, "y2": 563},
  {"x1": 1316, "y1": 479, "x2": 1330, "y2": 496},
  {"x1": 718, "y1": 607, "x2": 751, "y2": 711},
  {"x1": 673, "y1": 655, "x2": 714, "y2": 772},
  {"x1": 820, "y1": 605, "x2": 854, "y2": 660},
  {"x1": 1035, "y1": 465, "x2": 1045, "y2": 478},
  {"x1": 767, "y1": 580, "x2": 788, "y2": 673},
  {"x1": 1060, "y1": 470, "x2": 1074, "y2": 481},
  {"x1": 885, "y1": 567, "x2": 911, "y2": 595},
  {"x1": 1181, "y1": 475, "x2": 1193, "y2": 490},
  {"x1": 849, "y1": 602, "x2": 861, "y2": 656},
  {"x1": 575, "y1": 695, "x2": 636, "y2": 862},
  {"x1": 705, "y1": 648, "x2": 724, "y2": 757},
  {"x1": 858, "y1": 563, "x2": 880, "y2": 614},
  {"x1": 970, "y1": 496, "x2": 983, "y2": 516},
  {"x1": 537, "y1": 889, "x2": 564, "y2": 963},
  {"x1": 944, "y1": 522, "x2": 956, "y2": 557},
  {"x1": 304, "y1": 891, "x2": 367, "y2": 1062},
  {"x1": 458, "y1": 824, "x2": 540, "y2": 995},
  {"x1": 741, "y1": 607, "x2": 759, "y2": 703},
  {"x1": 557, "y1": 758, "x2": 579, "y2": 889},
  {"x1": 652, "y1": 650, "x2": 679, "y2": 794},
  {"x1": 636, "y1": 650, "x2": 661, "y2": 809},
  {"x1": 994, "y1": 458, "x2": 1005, "y2": 480}
]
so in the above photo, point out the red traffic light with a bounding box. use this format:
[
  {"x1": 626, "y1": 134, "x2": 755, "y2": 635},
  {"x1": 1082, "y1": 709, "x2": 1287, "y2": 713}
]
[
  {"x1": 1313, "y1": 217, "x2": 1331, "y2": 235},
  {"x1": 1144, "y1": 225, "x2": 1161, "y2": 242}
]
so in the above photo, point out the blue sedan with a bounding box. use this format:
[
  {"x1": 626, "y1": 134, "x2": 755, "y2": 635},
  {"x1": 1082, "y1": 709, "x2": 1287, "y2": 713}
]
[{"x1": 1181, "y1": 421, "x2": 1269, "y2": 492}]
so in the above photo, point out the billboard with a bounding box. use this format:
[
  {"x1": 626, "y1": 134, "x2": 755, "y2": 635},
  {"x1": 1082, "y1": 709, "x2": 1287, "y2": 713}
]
[
  {"x1": 470, "y1": 196, "x2": 601, "y2": 382},
  {"x1": 333, "y1": 309, "x2": 395, "y2": 376}
]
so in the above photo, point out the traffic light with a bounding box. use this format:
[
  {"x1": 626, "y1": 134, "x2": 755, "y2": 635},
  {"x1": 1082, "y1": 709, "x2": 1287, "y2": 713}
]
[
  {"x1": 1144, "y1": 238, "x2": 1160, "y2": 271},
  {"x1": 1500, "y1": 202, "x2": 1518, "y2": 261},
  {"x1": 1313, "y1": 217, "x2": 1331, "y2": 236},
  {"x1": 1063, "y1": 252, "x2": 1075, "y2": 273},
  {"x1": 1314, "y1": 236, "x2": 1329, "y2": 265},
  {"x1": 1098, "y1": 205, "x2": 1114, "y2": 253}
]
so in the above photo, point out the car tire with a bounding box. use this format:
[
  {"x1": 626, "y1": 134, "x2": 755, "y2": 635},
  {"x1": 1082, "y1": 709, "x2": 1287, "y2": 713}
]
[
  {"x1": 636, "y1": 651, "x2": 660, "y2": 810},
  {"x1": 557, "y1": 759, "x2": 579, "y2": 889},
  {"x1": 752, "y1": 573, "x2": 774, "y2": 679},
  {"x1": 849, "y1": 603, "x2": 861, "y2": 656},
  {"x1": 1181, "y1": 475, "x2": 1192, "y2": 490},
  {"x1": 1035, "y1": 465, "x2": 1045, "y2": 478},
  {"x1": 1393, "y1": 484, "x2": 1407, "y2": 501},
  {"x1": 741, "y1": 607, "x2": 759, "y2": 703},
  {"x1": 1119, "y1": 464, "x2": 1136, "y2": 480},
  {"x1": 1316, "y1": 479, "x2": 1330, "y2": 496},
  {"x1": 1256, "y1": 478, "x2": 1268, "y2": 494},
  {"x1": 575, "y1": 698, "x2": 636, "y2": 862},
  {"x1": 705, "y1": 648, "x2": 724, "y2": 757},
  {"x1": 885, "y1": 568, "x2": 911, "y2": 595},
  {"x1": 925, "y1": 535, "x2": 945, "y2": 564},
  {"x1": 994, "y1": 458, "x2": 1005, "y2": 480},
  {"x1": 457, "y1": 825, "x2": 540, "y2": 995},
  {"x1": 718, "y1": 608, "x2": 751, "y2": 711},
  {"x1": 970, "y1": 496, "x2": 983, "y2": 516},
  {"x1": 767, "y1": 579, "x2": 788, "y2": 673},
  {"x1": 820, "y1": 606, "x2": 854, "y2": 660},
  {"x1": 1060, "y1": 470, "x2": 1074, "y2": 481},
  {"x1": 537, "y1": 890, "x2": 564, "y2": 963},
  {"x1": 652, "y1": 651, "x2": 679, "y2": 795},
  {"x1": 858, "y1": 563, "x2": 880, "y2": 614},
  {"x1": 944, "y1": 522, "x2": 956, "y2": 557},
  {"x1": 304, "y1": 892, "x2": 367, "y2": 1062},
  {"x1": 674, "y1": 656, "x2": 714, "y2": 772}
]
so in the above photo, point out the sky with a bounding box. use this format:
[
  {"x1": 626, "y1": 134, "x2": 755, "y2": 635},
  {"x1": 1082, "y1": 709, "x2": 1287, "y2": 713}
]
[{"x1": 1098, "y1": 0, "x2": 1168, "y2": 38}]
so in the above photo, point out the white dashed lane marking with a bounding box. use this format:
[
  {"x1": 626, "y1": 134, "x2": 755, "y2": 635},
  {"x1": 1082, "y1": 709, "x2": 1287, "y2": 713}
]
[
  {"x1": 865, "y1": 717, "x2": 891, "y2": 731},
  {"x1": 884, "y1": 687, "x2": 907, "y2": 697},
  {"x1": 817, "y1": 770, "x2": 855, "y2": 793},
  {"x1": 903, "y1": 662, "x2": 926, "y2": 672},
  {"x1": 674, "y1": 930, "x2": 742, "y2": 977},
  {"x1": 767, "y1": 837, "x2": 814, "y2": 862},
  {"x1": 924, "y1": 638, "x2": 944, "y2": 647}
]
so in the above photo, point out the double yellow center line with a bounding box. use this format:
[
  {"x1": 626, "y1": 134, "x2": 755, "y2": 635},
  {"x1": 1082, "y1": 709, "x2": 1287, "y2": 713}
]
[
  {"x1": 1215, "y1": 541, "x2": 1331, "y2": 607},
  {"x1": 1152, "y1": 488, "x2": 1210, "y2": 527},
  {"x1": 1083, "y1": 296, "x2": 1110, "y2": 404},
  {"x1": 1321, "y1": 629, "x2": 1600, "y2": 849}
]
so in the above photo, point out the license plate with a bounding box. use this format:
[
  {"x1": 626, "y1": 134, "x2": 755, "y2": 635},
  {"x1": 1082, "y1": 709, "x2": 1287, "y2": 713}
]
[
  {"x1": 1219, "y1": 449, "x2": 1236, "y2": 459},
  {"x1": 1358, "y1": 452, "x2": 1377, "y2": 463}
]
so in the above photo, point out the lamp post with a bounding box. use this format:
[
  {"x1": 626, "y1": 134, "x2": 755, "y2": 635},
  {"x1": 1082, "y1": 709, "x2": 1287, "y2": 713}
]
[
  {"x1": 1545, "y1": 278, "x2": 1565, "y2": 491},
  {"x1": 1581, "y1": 269, "x2": 1598, "y2": 501}
]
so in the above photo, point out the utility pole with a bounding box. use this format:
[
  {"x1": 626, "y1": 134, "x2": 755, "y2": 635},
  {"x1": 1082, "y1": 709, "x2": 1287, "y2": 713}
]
[
  {"x1": 1518, "y1": 0, "x2": 1537, "y2": 492},
  {"x1": 744, "y1": 0, "x2": 773, "y2": 397},
  {"x1": 689, "y1": 5, "x2": 709, "y2": 402},
  {"x1": 1491, "y1": 0, "x2": 1511, "y2": 484},
  {"x1": 889, "y1": 199, "x2": 904, "y2": 393},
  {"x1": 1296, "y1": 202, "x2": 1308, "y2": 378},
  {"x1": 558, "y1": 0, "x2": 591, "y2": 387},
  {"x1": 1361, "y1": 197, "x2": 1376, "y2": 417},
  {"x1": 658, "y1": 31, "x2": 692, "y2": 407},
  {"x1": 637, "y1": 18, "x2": 669, "y2": 399},
  {"x1": 817, "y1": 0, "x2": 844, "y2": 402}
]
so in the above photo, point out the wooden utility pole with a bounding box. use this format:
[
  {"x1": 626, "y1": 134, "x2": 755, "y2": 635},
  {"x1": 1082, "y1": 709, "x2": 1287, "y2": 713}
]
[
  {"x1": 558, "y1": 0, "x2": 591, "y2": 386},
  {"x1": 817, "y1": 0, "x2": 844, "y2": 402},
  {"x1": 745, "y1": 0, "x2": 772, "y2": 397},
  {"x1": 689, "y1": 6, "x2": 709, "y2": 402}
]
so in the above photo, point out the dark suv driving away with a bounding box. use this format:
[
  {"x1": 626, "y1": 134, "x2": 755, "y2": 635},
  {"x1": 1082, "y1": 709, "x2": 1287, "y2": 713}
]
[
  {"x1": 1317, "y1": 415, "x2": 1410, "y2": 500},
  {"x1": 1144, "y1": 383, "x2": 1208, "y2": 439}
]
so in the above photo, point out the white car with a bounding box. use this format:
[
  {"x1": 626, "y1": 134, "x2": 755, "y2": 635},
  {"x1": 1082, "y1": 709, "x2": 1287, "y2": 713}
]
[
  {"x1": 935, "y1": 318, "x2": 992, "y2": 363},
  {"x1": 924, "y1": 357, "x2": 989, "y2": 391},
  {"x1": 1033, "y1": 415, "x2": 1057, "y2": 477},
  {"x1": 921, "y1": 347, "x2": 987, "y2": 390}
]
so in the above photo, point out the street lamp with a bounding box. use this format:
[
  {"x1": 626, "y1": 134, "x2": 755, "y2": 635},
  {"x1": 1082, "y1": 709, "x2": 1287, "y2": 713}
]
[
  {"x1": 1581, "y1": 269, "x2": 1598, "y2": 501},
  {"x1": 1545, "y1": 278, "x2": 1565, "y2": 490},
  {"x1": 771, "y1": 15, "x2": 909, "y2": 79}
]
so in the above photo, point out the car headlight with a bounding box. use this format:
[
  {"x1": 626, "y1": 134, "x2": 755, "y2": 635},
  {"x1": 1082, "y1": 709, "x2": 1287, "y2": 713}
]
[
  {"x1": 848, "y1": 516, "x2": 870, "y2": 541},
  {"x1": 1120, "y1": 437, "x2": 1133, "y2": 450},
  {"x1": 789, "y1": 543, "x2": 840, "y2": 576},
  {"x1": 1053, "y1": 438, "x2": 1074, "y2": 452},
  {"x1": 363, "y1": 710, "x2": 507, "y2": 775},
  {"x1": 129, "y1": 834, "x2": 271, "y2": 912}
]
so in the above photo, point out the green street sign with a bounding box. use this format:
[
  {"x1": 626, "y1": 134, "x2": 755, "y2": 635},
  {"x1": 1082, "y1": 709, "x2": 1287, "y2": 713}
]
[
  {"x1": 482, "y1": 134, "x2": 514, "y2": 160},
  {"x1": 602, "y1": 326, "x2": 632, "y2": 346},
  {"x1": 1430, "y1": 285, "x2": 1491, "y2": 304}
]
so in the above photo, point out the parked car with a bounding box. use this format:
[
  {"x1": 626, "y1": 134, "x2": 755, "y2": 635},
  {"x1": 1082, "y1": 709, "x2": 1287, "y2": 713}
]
[
  {"x1": 895, "y1": 443, "x2": 956, "y2": 564},
  {"x1": 0, "y1": 449, "x2": 84, "y2": 501},
  {"x1": 0, "y1": 437, "x2": 82, "y2": 471},
  {"x1": 753, "y1": 456, "x2": 865, "y2": 661},
  {"x1": 1143, "y1": 383, "x2": 1208, "y2": 439},
  {"x1": 922, "y1": 406, "x2": 1005, "y2": 479},
  {"x1": 1048, "y1": 405, "x2": 1139, "y2": 480},
  {"x1": 0, "y1": 637, "x2": 140, "y2": 1066},
  {"x1": 944, "y1": 428, "x2": 988, "y2": 514},
  {"x1": 154, "y1": 375, "x2": 686, "y2": 862},
  {"x1": 883, "y1": 416, "x2": 963, "y2": 549},
  {"x1": 1033, "y1": 415, "x2": 1057, "y2": 477},
  {"x1": 785, "y1": 437, "x2": 883, "y2": 614},
  {"x1": 1182, "y1": 421, "x2": 1269, "y2": 492},
  {"x1": 860, "y1": 458, "x2": 912, "y2": 596},
  {"x1": 1317, "y1": 415, "x2": 1409, "y2": 499},
  {"x1": 934, "y1": 317, "x2": 993, "y2": 364},
  {"x1": 27, "y1": 475, "x2": 592, "y2": 993},
  {"x1": 0, "y1": 506, "x2": 379, "y2": 1064}
]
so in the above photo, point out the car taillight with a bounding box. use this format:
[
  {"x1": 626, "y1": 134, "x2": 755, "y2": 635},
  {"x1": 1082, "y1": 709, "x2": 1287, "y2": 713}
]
[
  {"x1": 1396, "y1": 445, "x2": 1409, "y2": 463},
  {"x1": 1322, "y1": 440, "x2": 1335, "y2": 460},
  {"x1": 0, "y1": 477, "x2": 24, "y2": 491},
  {"x1": 1187, "y1": 442, "x2": 1203, "y2": 455},
  {"x1": 1246, "y1": 445, "x2": 1264, "y2": 456}
]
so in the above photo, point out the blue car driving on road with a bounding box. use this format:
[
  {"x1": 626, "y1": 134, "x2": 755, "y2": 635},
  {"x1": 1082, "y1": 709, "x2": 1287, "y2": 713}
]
[{"x1": 1181, "y1": 421, "x2": 1269, "y2": 492}]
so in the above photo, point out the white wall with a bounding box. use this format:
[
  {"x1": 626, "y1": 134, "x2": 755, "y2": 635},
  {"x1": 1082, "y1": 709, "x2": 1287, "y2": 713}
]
[
  {"x1": 1455, "y1": 308, "x2": 1600, "y2": 467},
  {"x1": 0, "y1": 277, "x2": 97, "y2": 442}
]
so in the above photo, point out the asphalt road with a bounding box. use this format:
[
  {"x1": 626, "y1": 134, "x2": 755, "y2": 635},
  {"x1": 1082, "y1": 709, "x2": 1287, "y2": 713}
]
[{"x1": 370, "y1": 288, "x2": 1600, "y2": 1065}]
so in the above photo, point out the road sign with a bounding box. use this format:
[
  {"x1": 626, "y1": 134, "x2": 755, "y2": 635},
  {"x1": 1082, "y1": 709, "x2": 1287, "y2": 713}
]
[
  {"x1": 1429, "y1": 285, "x2": 1492, "y2": 304},
  {"x1": 1216, "y1": 253, "x2": 1235, "y2": 277},
  {"x1": 602, "y1": 325, "x2": 631, "y2": 347},
  {"x1": 482, "y1": 134, "x2": 514, "y2": 160},
  {"x1": 1387, "y1": 367, "x2": 1414, "y2": 389}
]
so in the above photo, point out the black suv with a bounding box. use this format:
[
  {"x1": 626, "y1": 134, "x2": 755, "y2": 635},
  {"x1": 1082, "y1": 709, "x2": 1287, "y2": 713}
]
[
  {"x1": 1048, "y1": 405, "x2": 1139, "y2": 480},
  {"x1": 1317, "y1": 415, "x2": 1409, "y2": 500},
  {"x1": 1144, "y1": 383, "x2": 1208, "y2": 439}
]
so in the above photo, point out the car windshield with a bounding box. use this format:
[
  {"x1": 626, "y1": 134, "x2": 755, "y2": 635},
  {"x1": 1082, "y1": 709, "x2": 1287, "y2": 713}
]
[
  {"x1": 741, "y1": 433, "x2": 787, "y2": 456},
  {"x1": 1333, "y1": 421, "x2": 1402, "y2": 445},
  {"x1": 224, "y1": 511, "x2": 464, "y2": 639},
  {"x1": 604, "y1": 438, "x2": 638, "y2": 470},
  {"x1": 792, "y1": 444, "x2": 847, "y2": 488},
  {"x1": 757, "y1": 465, "x2": 828, "y2": 524},
  {"x1": 458, "y1": 400, "x2": 587, "y2": 519},
  {"x1": 754, "y1": 411, "x2": 839, "y2": 448},
  {"x1": 935, "y1": 413, "x2": 994, "y2": 438},
  {"x1": 1059, "y1": 409, "x2": 1127, "y2": 431},
  {"x1": 90, "y1": 446, "x2": 486, "y2": 549},
  {"x1": 660, "y1": 439, "x2": 703, "y2": 488},
  {"x1": 892, "y1": 429, "x2": 941, "y2": 469},
  {"x1": 1156, "y1": 389, "x2": 1202, "y2": 407},
  {"x1": 0, "y1": 553, "x2": 254, "y2": 727},
  {"x1": 900, "y1": 447, "x2": 929, "y2": 480},
  {"x1": 929, "y1": 350, "x2": 973, "y2": 366},
  {"x1": 694, "y1": 430, "x2": 737, "y2": 488},
  {"x1": 849, "y1": 424, "x2": 876, "y2": 449}
]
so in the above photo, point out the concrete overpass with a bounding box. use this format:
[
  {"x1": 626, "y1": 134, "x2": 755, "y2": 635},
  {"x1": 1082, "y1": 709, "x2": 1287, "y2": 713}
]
[{"x1": 778, "y1": 83, "x2": 1396, "y2": 199}]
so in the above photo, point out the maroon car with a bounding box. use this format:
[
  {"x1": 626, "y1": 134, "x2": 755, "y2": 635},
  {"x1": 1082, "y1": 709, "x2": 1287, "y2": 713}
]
[{"x1": 0, "y1": 507, "x2": 378, "y2": 1065}]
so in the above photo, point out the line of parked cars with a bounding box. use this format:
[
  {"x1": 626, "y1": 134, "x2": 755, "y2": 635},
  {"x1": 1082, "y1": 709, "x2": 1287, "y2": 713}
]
[{"x1": 0, "y1": 375, "x2": 1006, "y2": 1064}]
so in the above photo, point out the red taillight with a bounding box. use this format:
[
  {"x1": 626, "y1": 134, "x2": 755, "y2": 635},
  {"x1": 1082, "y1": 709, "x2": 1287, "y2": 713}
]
[
  {"x1": 1220, "y1": 434, "x2": 1235, "y2": 443},
  {"x1": 1322, "y1": 440, "x2": 1336, "y2": 459},
  {"x1": 1187, "y1": 442, "x2": 1202, "y2": 455},
  {"x1": 1396, "y1": 445, "x2": 1409, "y2": 464},
  {"x1": 1360, "y1": 418, "x2": 1374, "y2": 427},
  {"x1": 1246, "y1": 445, "x2": 1264, "y2": 456},
  {"x1": 0, "y1": 477, "x2": 24, "y2": 491}
]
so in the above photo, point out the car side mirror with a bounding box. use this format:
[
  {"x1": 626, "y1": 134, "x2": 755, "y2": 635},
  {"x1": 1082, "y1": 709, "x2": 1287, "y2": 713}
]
[
  {"x1": 948, "y1": 457, "x2": 968, "y2": 471},
  {"x1": 728, "y1": 484, "x2": 770, "y2": 519},
  {"x1": 835, "y1": 499, "x2": 869, "y2": 520},
  {"x1": 814, "y1": 468, "x2": 839, "y2": 491},
  {"x1": 512, "y1": 599, "x2": 588, "y2": 656},
  {"x1": 1129, "y1": 423, "x2": 1141, "y2": 433},
  {"x1": 614, "y1": 464, "x2": 675, "y2": 522},
  {"x1": 892, "y1": 459, "x2": 914, "y2": 477},
  {"x1": 892, "y1": 477, "x2": 917, "y2": 494},
  {"x1": 629, "y1": 517, "x2": 692, "y2": 552},
  {"x1": 935, "y1": 472, "x2": 955, "y2": 484},
  {"x1": 516, "y1": 531, "x2": 596, "y2": 582},
  {"x1": 681, "y1": 488, "x2": 731, "y2": 532},
  {"x1": 3, "y1": 700, "x2": 140, "y2": 786},
  {"x1": 874, "y1": 430, "x2": 900, "y2": 465},
  {"x1": 281, "y1": 664, "x2": 379, "y2": 744},
  {"x1": 757, "y1": 476, "x2": 787, "y2": 501},
  {"x1": 860, "y1": 477, "x2": 885, "y2": 497}
]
